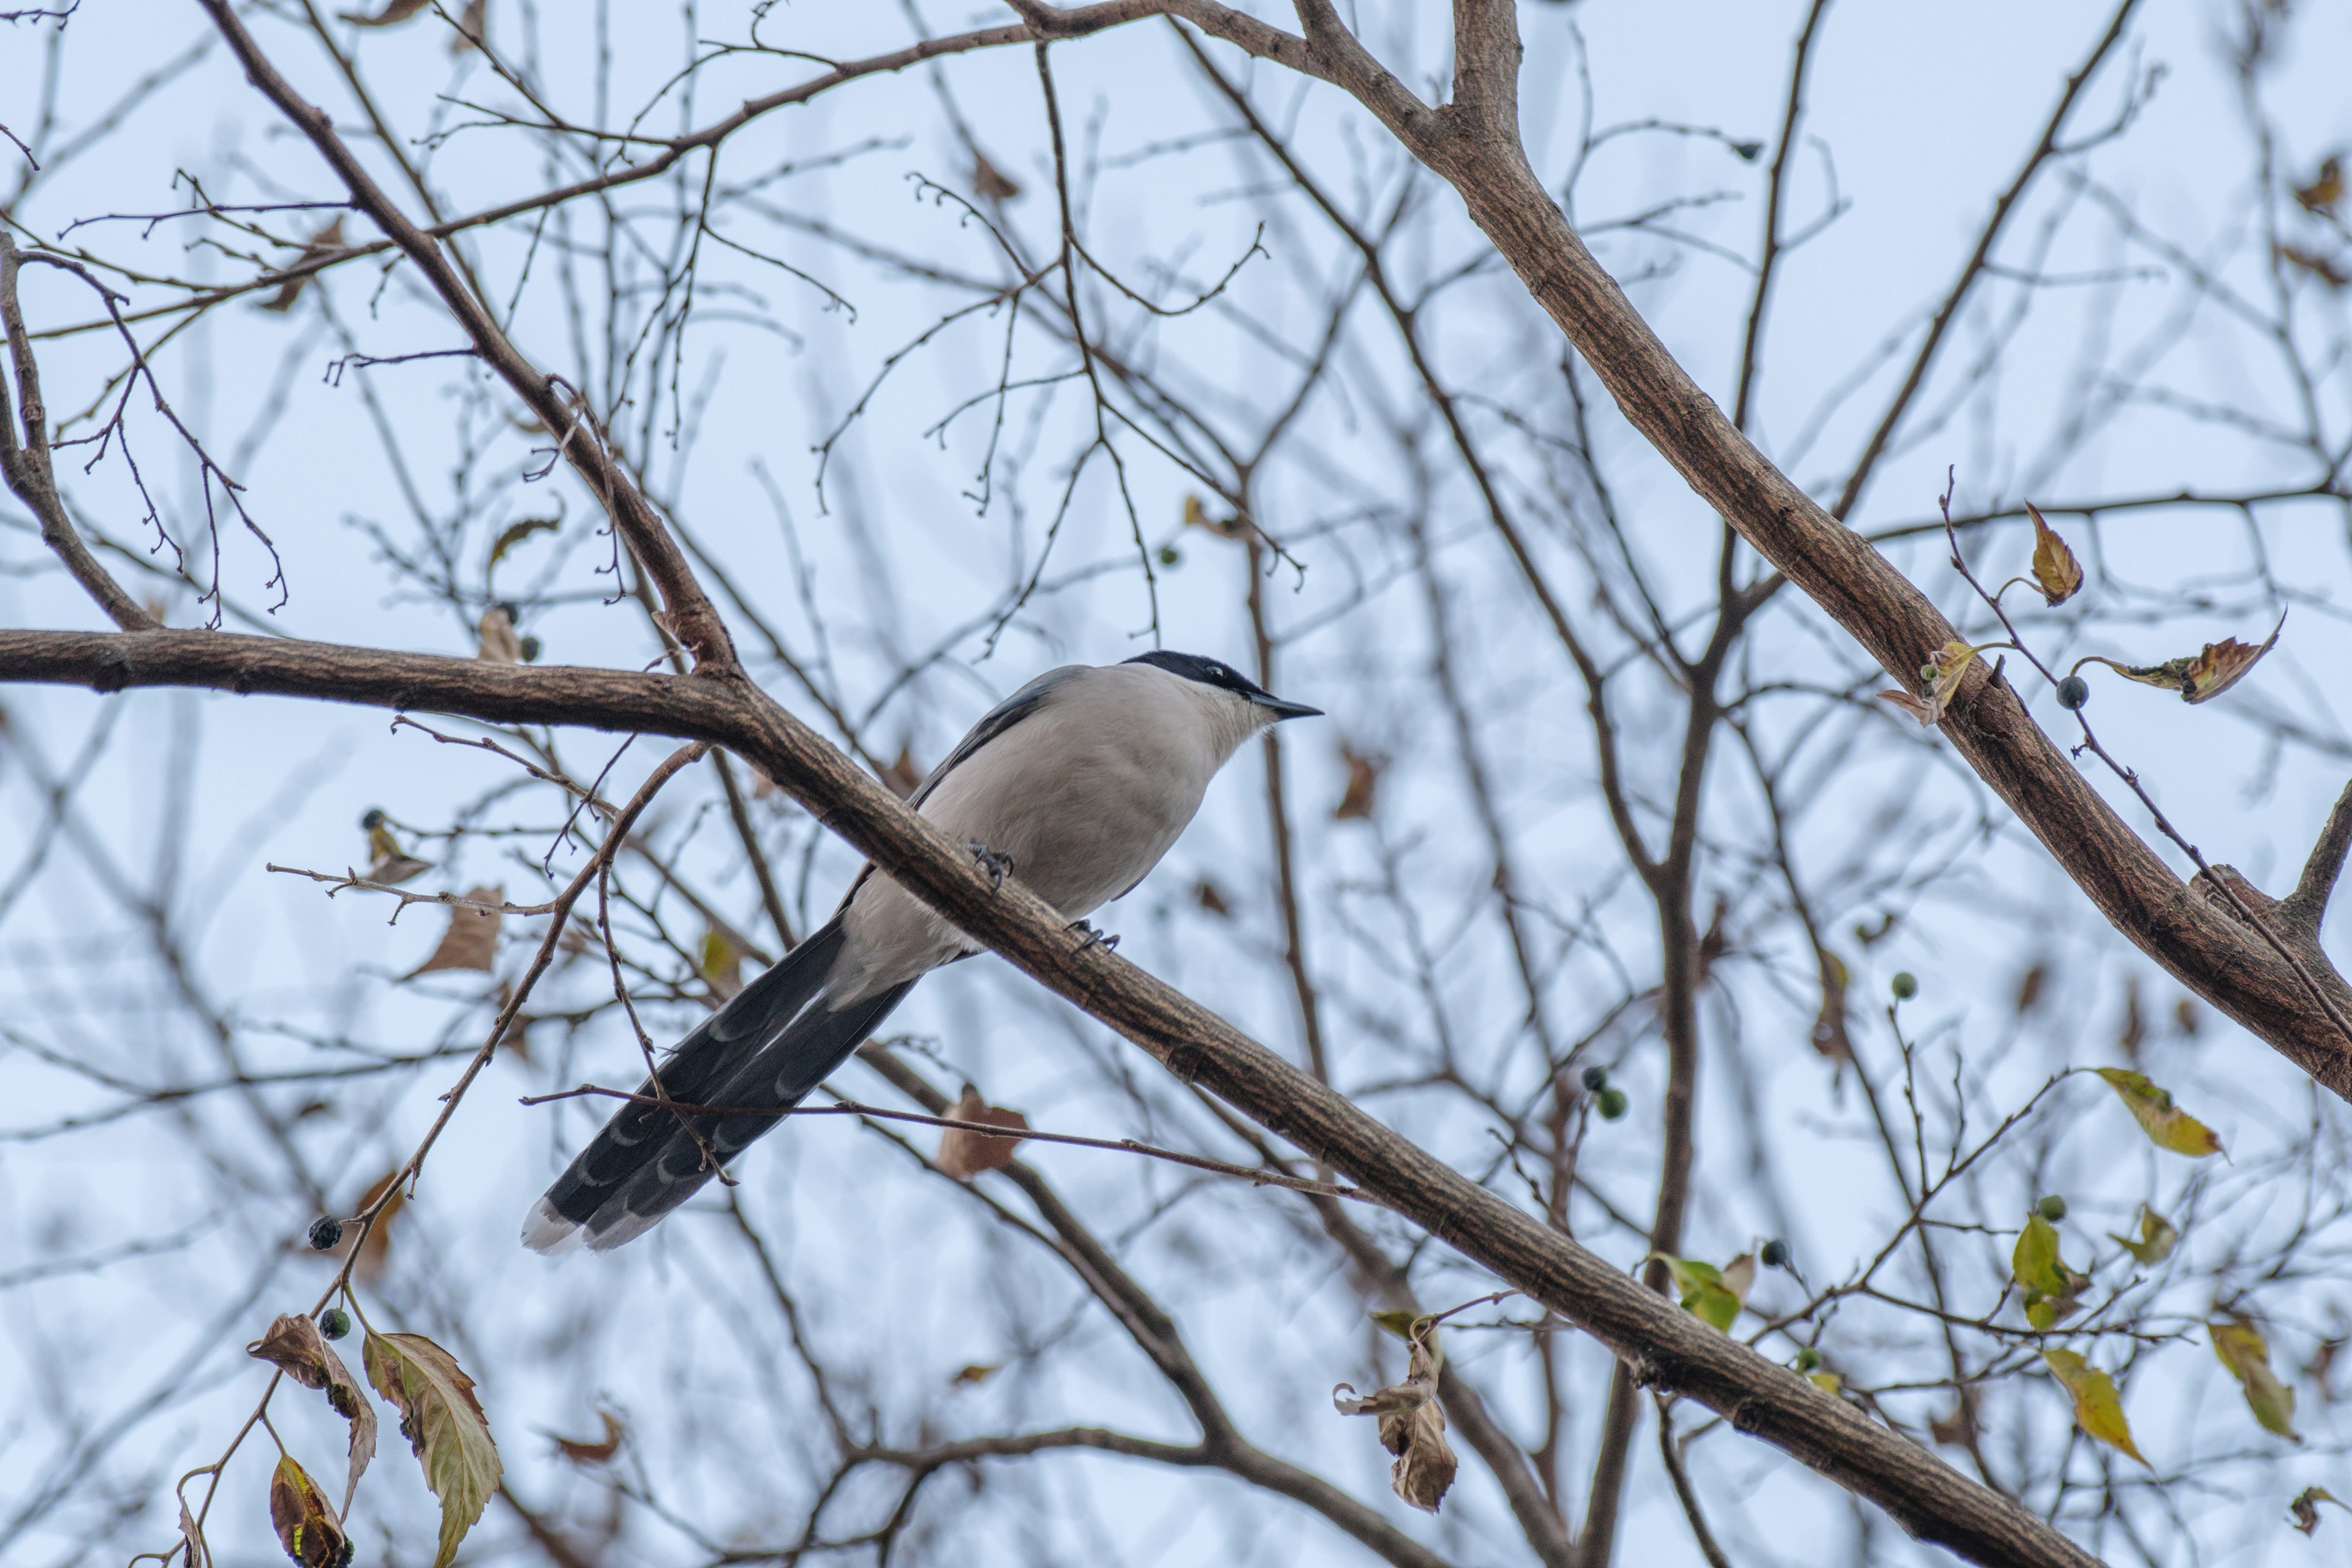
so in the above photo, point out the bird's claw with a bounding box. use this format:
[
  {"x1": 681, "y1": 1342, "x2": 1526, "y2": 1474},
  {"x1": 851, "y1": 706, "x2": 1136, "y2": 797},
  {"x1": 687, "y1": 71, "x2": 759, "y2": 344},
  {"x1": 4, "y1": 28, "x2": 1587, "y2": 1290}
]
[
  {"x1": 1068, "y1": 918, "x2": 1120, "y2": 954},
  {"x1": 967, "y1": 840, "x2": 1016, "y2": 890}
]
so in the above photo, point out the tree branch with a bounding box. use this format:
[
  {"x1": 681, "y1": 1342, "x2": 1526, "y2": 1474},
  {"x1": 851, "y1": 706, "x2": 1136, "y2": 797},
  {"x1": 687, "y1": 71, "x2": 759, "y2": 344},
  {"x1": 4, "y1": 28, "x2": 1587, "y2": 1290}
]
[{"x1": 2282, "y1": 777, "x2": 2352, "y2": 937}]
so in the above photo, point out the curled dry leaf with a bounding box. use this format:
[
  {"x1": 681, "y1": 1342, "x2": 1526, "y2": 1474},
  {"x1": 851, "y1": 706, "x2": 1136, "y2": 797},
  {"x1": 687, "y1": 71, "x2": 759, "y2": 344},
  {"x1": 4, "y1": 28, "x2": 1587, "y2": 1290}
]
[
  {"x1": 339, "y1": 0, "x2": 429, "y2": 24},
  {"x1": 406, "y1": 890, "x2": 502, "y2": 979},
  {"x1": 449, "y1": 0, "x2": 485, "y2": 53},
  {"x1": 548, "y1": 1409, "x2": 623, "y2": 1464},
  {"x1": 475, "y1": 605, "x2": 522, "y2": 663},
  {"x1": 268, "y1": 1454, "x2": 353, "y2": 1568},
  {"x1": 935, "y1": 1086, "x2": 1029, "y2": 1179},
  {"x1": 1879, "y1": 640, "x2": 1985, "y2": 726},
  {"x1": 1333, "y1": 1329, "x2": 1457, "y2": 1513},
  {"x1": 2212, "y1": 1319, "x2": 2299, "y2": 1441},
  {"x1": 178, "y1": 1496, "x2": 209, "y2": 1568},
  {"x1": 2011, "y1": 1213, "x2": 2090, "y2": 1331},
  {"x1": 2292, "y1": 1486, "x2": 2348, "y2": 1536},
  {"x1": 246, "y1": 1313, "x2": 377, "y2": 1512},
  {"x1": 2109, "y1": 1204, "x2": 2180, "y2": 1267},
  {"x1": 486, "y1": 514, "x2": 557, "y2": 570},
  {"x1": 364, "y1": 1330, "x2": 503, "y2": 1568},
  {"x1": 2280, "y1": 243, "x2": 2350, "y2": 289},
  {"x1": 2041, "y1": 1348, "x2": 2144, "y2": 1463},
  {"x1": 2087, "y1": 613, "x2": 2283, "y2": 704},
  {"x1": 2024, "y1": 503, "x2": 2083, "y2": 606},
  {"x1": 2093, "y1": 1067, "x2": 2223, "y2": 1157},
  {"x1": 1333, "y1": 743, "x2": 1383, "y2": 821}
]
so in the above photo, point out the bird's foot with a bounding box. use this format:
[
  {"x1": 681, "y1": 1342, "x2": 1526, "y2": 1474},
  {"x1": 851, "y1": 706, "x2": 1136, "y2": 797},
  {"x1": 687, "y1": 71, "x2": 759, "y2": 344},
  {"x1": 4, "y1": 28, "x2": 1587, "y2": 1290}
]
[
  {"x1": 967, "y1": 840, "x2": 1016, "y2": 890},
  {"x1": 1068, "y1": 918, "x2": 1120, "y2": 954}
]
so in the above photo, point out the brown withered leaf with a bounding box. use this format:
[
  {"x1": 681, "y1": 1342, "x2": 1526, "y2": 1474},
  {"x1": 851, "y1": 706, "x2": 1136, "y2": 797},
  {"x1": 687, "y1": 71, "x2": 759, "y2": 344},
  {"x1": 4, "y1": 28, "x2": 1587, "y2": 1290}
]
[
  {"x1": 971, "y1": 151, "x2": 1022, "y2": 203},
  {"x1": 449, "y1": 0, "x2": 484, "y2": 51},
  {"x1": 247, "y1": 1314, "x2": 378, "y2": 1511},
  {"x1": 951, "y1": 1363, "x2": 1000, "y2": 1386},
  {"x1": 363, "y1": 1330, "x2": 502, "y2": 1568},
  {"x1": 2280, "y1": 244, "x2": 2350, "y2": 289},
  {"x1": 1333, "y1": 1329, "x2": 1457, "y2": 1513},
  {"x1": 2293, "y1": 1486, "x2": 2348, "y2": 1536},
  {"x1": 258, "y1": 219, "x2": 345, "y2": 312},
  {"x1": 881, "y1": 744, "x2": 923, "y2": 799},
  {"x1": 2090, "y1": 612, "x2": 2283, "y2": 704},
  {"x1": 1194, "y1": 878, "x2": 1231, "y2": 917},
  {"x1": 1809, "y1": 948, "x2": 1852, "y2": 1062},
  {"x1": 339, "y1": 0, "x2": 429, "y2": 24},
  {"x1": 2295, "y1": 154, "x2": 2343, "y2": 215},
  {"x1": 2174, "y1": 997, "x2": 2202, "y2": 1037},
  {"x1": 476, "y1": 605, "x2": 522, "y2": 663},
  {"x1": 268, "y1": 1454, "x2": 353, "y2": 1568},
  {"x1": 2024, "y1": 503, "x2": 2082, "y2": 606},
  {"x1": 2015, "y1": 962, "x2": 2048, "y2": 1016},
  {"x1": 936, "y1": 1085, "x2": 1028, "y2": 1178},
  {"x1": 486, "y1": 514, "x2": 557, "y2": 569},
  {"x1": 332, "y1": 1172, "x2": 406, "y2": 1282},
  {"x1": 406, "y1": 889, "x2": 502, "y2": 978},
  {"x1": 1928, "y1": 1385, "x2": 1980, "y2": 1450},
  {"x1": 179, "y1": 1496, "x2": 210, "y2": 1568},
  {"x1": 1334, "y1": 743, "x2": 1383, "y2": 821},
  {"x1": 2117, "y1": 974, "x2": 2145, "y2": 1062},
  {"x1": 548, "y1": 1409, "x2": 622, "y2": 1464}
]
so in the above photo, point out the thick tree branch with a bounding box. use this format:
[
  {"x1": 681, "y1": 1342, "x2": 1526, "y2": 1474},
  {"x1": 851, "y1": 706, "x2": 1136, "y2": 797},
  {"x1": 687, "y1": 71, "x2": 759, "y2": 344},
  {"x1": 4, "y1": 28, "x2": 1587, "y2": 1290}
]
[
  {"x1": 2282, "y1": 778, "x2": 2352, "y2": 937},
  {"x1": 0, "y1": 624, "x2": 2097, "y2": 1568}
]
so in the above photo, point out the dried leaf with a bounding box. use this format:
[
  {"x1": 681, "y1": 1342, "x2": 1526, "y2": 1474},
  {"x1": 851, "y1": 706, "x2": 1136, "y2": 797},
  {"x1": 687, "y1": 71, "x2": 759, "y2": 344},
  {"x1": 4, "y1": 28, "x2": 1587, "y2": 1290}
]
[
  {"x1": 2041, "y1": 1348, "x2": 2145, "y2": 1463},
  {"x1": 950, "y1": 1363, "x2": 1000, "y2": 1386},
  {"x1": 2291, "y1": 1485, "x2": 2348, "y2": 1535},
  {"x1": 935, "y1": 1086, "x2": 1028, "y2": 1179},
  {"x1": 548, "y1": 1409, "x2": 622, "y2": 1464},
  {"x1": 179, "y1": 1496, "x2": 210, "y2": 1568},
  {"x1": 2025, "y1": 503, "x2": 2082, "y2": 606},
  {"x1": 339, "y1": 0, "x2": 429, "y2": 24},
  {"x1": 2280, "y1": 243, "x2": 2350, "y2": 289},
  {"x1": 331, "y1": 1172, "x2": 406, "y2": 1283},
  {"x1": 971, "y1": 152, "x2": 1022, "y2": 203},
  {"x1": 406, "y1": 889, "x2": 502, "y2": 978},
  {"x1": 2015, "y1": 963, "x2": 2048, "y2": 1015},
  {"x1": 1334, "y1": 744, "x2": 1382, "y2": 821},
  {"x1": 2108, "y1": 1204, "x2": 2179, "y2": 1267},
  {"x1": 2294, "y1": 154, "x2": 2343, "y2": 215},
  {"x1": 268, "y1": 1454, "x2": 353, "y2": 1568},
  {"x1": 258, "y1": 219, "x2": 346, "y2": 312},
  {"x1": 2092, "y1": 614, "x2": 2283, "y2": 704},
  {"x1": 2012, "y1": 1213, "x2": 2090, "y2": 1330},
  {"x1": 2174, "y1": 997, "x2": 2202, "y2": 1037},
  {"x1": 1193, "y1": 879, "x2": 1231, "y2": 917},
  {"x1": 1810, "y1": 948, "x2": 1852, "y2": 1061},
  {"x1": 1877, "y1": 689, "x2": 1937, "y2": 725},
  {"x1": 1651, "y1": 1253, "x2": 1746, "y2": 1333},
  {"x1": 2117, "y1": 976, "x2": 2145, "y2": 1062},
  {"x1": 881, "y1": 744, "x2": 923, "y2": 799},
  {"x1": 246, "y1": 1314, "x2": 378, "y2": 1512},
  {"x1": 486, "y1": 514, "x2": 557, "y2": 569},
  {"x1": 2093, "y1": 1067, "x2": 2223, "y2": 1157},
  {"x1": 698, "y1": 927, "x2": 742, "y2": 1000},
  {"x1": 1880, "y1": 640, "x2": 1985, "y2": 727},
  {"x1": 2212, "y1": 1319, "x2": 2300, "y2": 1440},
  {"x1": 363, "y1": 1330, "x2": 502, "y2": 1568},
  {"x1": 475, "y1": 605, "x2": 522, "y2": 663},
  {"x1": 448, "y1": 0, "x2": 484, "y2": 52},
  {"x1": 1929, "y1": 1387, "x2": 1980, "y2": 1450},
  {"x1": 1333, "y1": 1330, "x2": 1456, "y2": 1513}
]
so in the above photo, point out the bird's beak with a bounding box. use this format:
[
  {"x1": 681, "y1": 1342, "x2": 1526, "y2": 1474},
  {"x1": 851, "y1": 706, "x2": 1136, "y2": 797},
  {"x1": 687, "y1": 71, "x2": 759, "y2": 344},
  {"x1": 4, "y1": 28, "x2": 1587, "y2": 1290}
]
[{"x1": 1253, "y1": 692, "x2": 1324, "y2": 721}]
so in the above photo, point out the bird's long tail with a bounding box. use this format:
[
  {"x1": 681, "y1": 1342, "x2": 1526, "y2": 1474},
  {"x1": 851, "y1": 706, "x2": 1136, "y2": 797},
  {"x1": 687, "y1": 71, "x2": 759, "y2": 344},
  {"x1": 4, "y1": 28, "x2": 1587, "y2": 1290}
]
[{"x1": 523, "y1": 916, "x2": 915, "y2": 1253}]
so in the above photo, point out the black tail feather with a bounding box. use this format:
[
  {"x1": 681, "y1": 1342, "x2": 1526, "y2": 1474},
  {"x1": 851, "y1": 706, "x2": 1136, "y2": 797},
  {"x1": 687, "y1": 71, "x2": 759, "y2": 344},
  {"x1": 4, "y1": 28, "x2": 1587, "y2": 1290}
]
[{"x1": 534, "y1": 916, "x2": 906, "y2": 1248}]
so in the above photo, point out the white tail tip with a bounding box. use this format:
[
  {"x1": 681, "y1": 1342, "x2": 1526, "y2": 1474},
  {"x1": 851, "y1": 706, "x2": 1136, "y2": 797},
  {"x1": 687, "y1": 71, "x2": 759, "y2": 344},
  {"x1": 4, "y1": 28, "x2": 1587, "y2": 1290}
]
[{"x1": 521, "y1": 1196, "x2": 586, "y2": 1254}]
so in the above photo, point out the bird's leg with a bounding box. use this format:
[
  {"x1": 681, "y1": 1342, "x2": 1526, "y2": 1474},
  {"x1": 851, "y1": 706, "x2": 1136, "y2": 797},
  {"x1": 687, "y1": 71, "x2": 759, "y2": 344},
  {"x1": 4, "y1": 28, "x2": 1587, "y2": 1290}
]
[
  {"x1": 966, "y1": 840, "x2": 1016, "y2": 890},
  {"x1": 1067, "y1": 918, "x2": 1120, "y2": 954}
]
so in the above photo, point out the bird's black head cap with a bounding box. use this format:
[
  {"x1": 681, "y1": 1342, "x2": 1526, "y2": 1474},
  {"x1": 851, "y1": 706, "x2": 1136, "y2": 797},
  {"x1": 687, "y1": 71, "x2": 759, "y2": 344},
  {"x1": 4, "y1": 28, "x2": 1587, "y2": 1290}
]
[{"x1": 1125, "y1": 650, "x2": 1265, "y2": 698}]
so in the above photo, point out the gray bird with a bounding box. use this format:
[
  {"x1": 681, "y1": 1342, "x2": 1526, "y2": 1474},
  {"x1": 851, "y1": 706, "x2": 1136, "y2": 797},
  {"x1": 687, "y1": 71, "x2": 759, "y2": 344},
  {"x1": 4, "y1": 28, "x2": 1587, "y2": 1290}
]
[{"x1": 525, "y1": 651, "x2": 1322, "y2": 1252}]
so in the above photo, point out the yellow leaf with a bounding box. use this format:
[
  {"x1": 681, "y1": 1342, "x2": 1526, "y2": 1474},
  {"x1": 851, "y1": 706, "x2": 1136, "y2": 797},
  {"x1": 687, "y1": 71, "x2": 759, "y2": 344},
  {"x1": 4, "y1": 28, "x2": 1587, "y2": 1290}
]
[
  {"x1": 1370, "y1": 1310, "x2": 1433, "y2": 1342},
  {"x1": 698, "y1": 927, "x2": 742, "y2": 999},
  {"x1": 2093, "y1": 1068, "x2": 2223, "y2": 1156},
  {"x1": 2212, "y1": 1319, "x2": 2300, "y2": 1441},
  {"x1": 363, "y1": 1331, "x2": 503, "y2": 1568},
  {"x1": 2042, "y1": 1349, "x2": 2145, "y2": 1463},
  {"x1": 268, "y1": 1455, "x2": 353, "y2": 1568},
  {"x1": 1651, "y1": 1254, "x2": 1744, "y2": 1332},
  {"x1": 2025, "y1": 503, "x2": 2082, "y2": 606},
  {"x1": 2012, "y1": 1214, "x2": 2088, "y2": 1329},
  {"x1": 1807, "y1": 1370, "x2": 1843, "y2": 1395},
  {"x1": 2108, "y1": 1205, "x2": 2179, "y2": 1267}
]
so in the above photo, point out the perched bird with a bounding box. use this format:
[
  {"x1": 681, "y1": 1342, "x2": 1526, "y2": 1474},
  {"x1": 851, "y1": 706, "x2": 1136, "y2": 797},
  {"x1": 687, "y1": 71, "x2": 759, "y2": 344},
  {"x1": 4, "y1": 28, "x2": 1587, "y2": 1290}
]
[
  {"x1": 359, "y1": 808, "x2": 432, "y2": 886},
  {"x1": 525, "y1": 652, "x2": 1322, "y2": 1253}
]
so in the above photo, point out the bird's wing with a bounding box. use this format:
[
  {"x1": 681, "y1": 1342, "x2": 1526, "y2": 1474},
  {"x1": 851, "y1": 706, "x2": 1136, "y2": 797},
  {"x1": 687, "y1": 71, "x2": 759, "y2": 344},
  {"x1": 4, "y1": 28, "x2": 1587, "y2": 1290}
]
[{"x1": 834, "y1": 665, "x2": 1087, "y2": 911}]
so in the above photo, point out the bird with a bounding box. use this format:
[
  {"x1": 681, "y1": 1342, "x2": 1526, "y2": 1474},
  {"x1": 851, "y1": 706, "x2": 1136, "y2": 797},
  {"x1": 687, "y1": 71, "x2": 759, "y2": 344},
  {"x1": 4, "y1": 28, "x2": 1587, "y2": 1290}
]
[{"x1": 524, "y1": 650, "x2": 1322, "y2": 1253}]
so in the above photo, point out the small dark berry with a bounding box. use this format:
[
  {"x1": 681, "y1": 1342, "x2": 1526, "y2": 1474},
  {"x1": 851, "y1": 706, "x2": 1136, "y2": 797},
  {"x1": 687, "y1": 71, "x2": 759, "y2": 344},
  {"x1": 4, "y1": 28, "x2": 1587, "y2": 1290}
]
[
  {"x1": 318, "y1": 1307, "x2": 352, "y2": 1340},
  {"x1": 519, "y1": 635, "x2": 543, "y2": 663},
  {"x1": 1596, "y1": 1086, "x2": 1629, "y2": 1121},
  {"x1": 1157, "y1": 545, "x2": 1182, "y2": 568},
  {"x1": 1581, "y1": 1065, "x2": 1610, "y2": 1093},
  {"x1": 1731, "y1": 139, "x2": 1765, "y2": 162},
  {"x1": 1794, "y1": 1346, "x2": 1823, "y2": 1373},
  {"x1": 2056, "y1": 674, "x2": 2090, "y2": 710},
  {"x1": 2036, "y1": 1194, "x2": 2067, "y2": 1223},
  {"x1": 307, "y1": 1216, "x2": 344, "y2": 1251},
  {"x1": 1891, "y1": 971, "x2": 1918, "y2": 1001},
  {"x1": 1760, "y1": 1238, "x2": 1790, "y2": 1270},
  {"x1": 360, "y1": 809, "x2": 386, "y2": 831}
]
